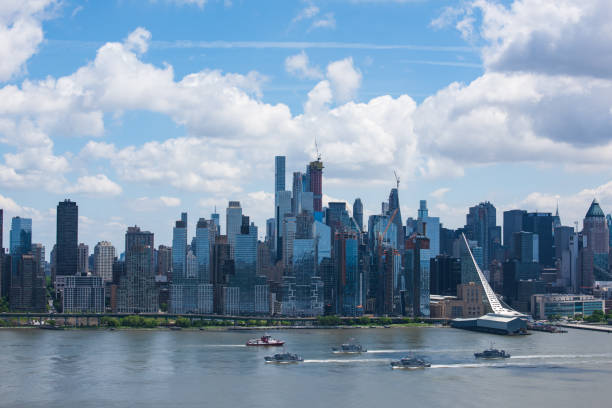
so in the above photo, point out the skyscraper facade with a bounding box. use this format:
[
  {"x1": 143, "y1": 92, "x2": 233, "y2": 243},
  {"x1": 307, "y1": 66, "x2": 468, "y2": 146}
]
[
  {"x1": 118, "y1": 227, "x2": 157, "y2": 313},
  {"x1": 226, "y1": 201, "x2": 242, "y2": 258},
  {"x1": 10, "y1": 216, "x2": 32, "y2": 257},
  {"x1": 292, "y1": 171, "x2": 302, "y2": 216},
  {"x1": 307, "y1": 159, "x2": 323, "y2": 213},
  {"x1": 56, "y1": 199, "x2": 78, "y2": 277},
  {"x1": 275, "y1": 156, "x2": 286, "y2": 193},
  {"x1": 581, "y1": 199, "x2": 609, "y2": 285},
  {"x1": 353, "y1": 198, "x2": 363, "y2": 232},
  {"x1": 94, "y1": 241, "x2": 116, "y2": 283},
  {"x1": 77, "y1": 243, "x2": 89, "y2": 275},
  {"x1": 466, "y1": 201, "x2": 499, "y2": 268}
]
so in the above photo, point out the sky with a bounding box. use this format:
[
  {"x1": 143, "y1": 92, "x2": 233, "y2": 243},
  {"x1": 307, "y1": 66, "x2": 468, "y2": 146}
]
[{"x1": 1, "y1": 0, "x2": 612, "y2": 258}]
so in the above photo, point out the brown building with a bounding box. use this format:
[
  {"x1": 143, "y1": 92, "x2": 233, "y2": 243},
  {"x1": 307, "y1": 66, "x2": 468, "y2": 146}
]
[{"x1": 430, "y1": 282, "x2": 485, "y2": 319}]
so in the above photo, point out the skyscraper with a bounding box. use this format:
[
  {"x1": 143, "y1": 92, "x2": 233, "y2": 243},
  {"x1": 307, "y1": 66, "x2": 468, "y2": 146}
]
[
  {"x1": 77, "y1": 243, "x2": 89, "y2": 275},
  {"x1": 94, "y1": 241, "x2": 116, "y2": 283},
  {"x1": 10, "y1": 217, "x2": 32, "y2": 257},
  {"x1": 353, "y1": 198, "x2": 363, "y2": 232},
  {"x1": 466, "y1": 201, "x2": 499, "y2": 268},
  {"x1": 275, "y1": 191, "x2": 292, "y2": 260},
  {"x1": 388, "y1": 188, "x2": 404, "y2": 252},
  {"x1": 118, "y1": 227, "x2": 157, "y2": 313},
  {"x1": 156, "y1": 245, "x2": 172, "y2": 278},
  {"x1": 275, "y1": 156, "x2": 286, "y2": 193},
  {"x1": 195, "y1": 218, "x2": 215, "y2": 283},
  {"x1": 226, "y1": 201, "x2": 242, "y2": 258},
  {"x1": 0, "y1": 208, "x2": 3, "y2": 251},
  {"x1": 503, "y1": 209, "x2": 527, "y2": 255},
  {"x1": 523, "y1": 212, "x2": 554, "y2": 267},
  {"x1": 292, "y1": 171, "x2": 302, "y2": 216},
  {"x1": 56, "y1": 199, "x2": 78, "y2": 276},
  {"x1": 172, "y1": 218, "x2": 187, "y2": 280},
  {"x1": 211, "y1": 209, "x2": 221, "y2": 235},
  {"x1": 307, "y1": 159, "x2": 323, "y2": 213},
  {"x1": 9, "y1": 253, "x2": 46, "y2": 311},
  {"x1": 581, "y1": 199, "x2": 609, "y2": 285}
]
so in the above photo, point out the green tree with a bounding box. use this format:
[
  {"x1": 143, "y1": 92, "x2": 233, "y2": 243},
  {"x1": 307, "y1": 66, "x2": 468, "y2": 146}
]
[
  {"x1": 316, "y1": 315, "x2": 341, "y2": 326},
  {"x1": 175, "y1": 317, "x2": 191, "y2": 328},
  {"x1": 0, "y1": 296, "x2": 9, "y2": 313}
]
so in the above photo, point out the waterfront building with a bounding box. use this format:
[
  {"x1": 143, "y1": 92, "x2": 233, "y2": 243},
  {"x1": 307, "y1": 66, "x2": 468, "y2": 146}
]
[
  {"x1": 531, "y1": 294, "x2": 605, "y2": 319},
  {"x1": 429, "y1": 282, "x2": 485, "y2": 319},
  {"x1": 353, "y1": 198, "x2": 363, "y2": 232},
  {"x1": 417, "y1": 201, "x2": 440, "y2": 305},
  {"x1": 94, "y1": 241, "x2": 116, "y2": 283},
  {"x1": 335, "y1": 231, "x2": 362, "y2": 316},
  {"x1": 9, "y1": 253, "x2": 46, "y2": 311},
  {"x1": 77, "y1": 243, "x2": 89, "y2": 275},
  {"x1": 405, "y1": 233, "x2": 430, "y2": 316},
  {"x1": 118, "y1": 227, "x2": 157, "y2": 313},
  {"x1": 582, "y1": 199, "x2": 609, "y2": 281},
  {"x1": 56, "y1": 199, "x2": 78, "y2": 276},
  {"x1": 172, "y1": 217, "x2": 187, "y2": 281},
  {"x1": 281, "y1": 237, "x2": 324, "y2": 316},
  {"x1": 60, "y1": 275, "x2": 105, "y2": 313}
]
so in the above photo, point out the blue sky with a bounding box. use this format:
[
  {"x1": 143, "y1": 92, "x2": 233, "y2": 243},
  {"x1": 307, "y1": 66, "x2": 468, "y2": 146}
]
[{"x1": 1, "y1": 0, "x2": 612, "y2": 257}]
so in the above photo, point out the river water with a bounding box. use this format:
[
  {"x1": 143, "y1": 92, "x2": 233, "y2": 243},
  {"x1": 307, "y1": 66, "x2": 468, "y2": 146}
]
[{"x1": 1, "y1": 327, "x2": 611, "y2": 407}]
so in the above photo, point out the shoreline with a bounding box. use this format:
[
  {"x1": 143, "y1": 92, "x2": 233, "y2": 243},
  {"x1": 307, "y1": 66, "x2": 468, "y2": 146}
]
[{"x1": 0, "y1": 323, "x2": 441, "y2": 331}]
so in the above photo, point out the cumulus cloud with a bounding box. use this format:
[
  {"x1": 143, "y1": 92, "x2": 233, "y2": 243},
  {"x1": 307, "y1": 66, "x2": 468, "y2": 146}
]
[
  {"x1": 325, "y1": 57, "x2": 362, "y2": 102},
  {"x1": 129, "y1": 196, "x2": 181, "y2": 212},
  {"x1": 67, "y1": 174, "x2": 123, "y2": 196},
  {"x1": 285, "y1": 51, "x2": 323, "y2": 80},
  {"x1": 292, "y1": 4, "x2": 319, "y2": 23},
  {"x1": 0, "y1": 0, "x2": 58, "y2": 82},
  {"x1": 124, "y1": 27, "x2": 152, "y2": 54}
]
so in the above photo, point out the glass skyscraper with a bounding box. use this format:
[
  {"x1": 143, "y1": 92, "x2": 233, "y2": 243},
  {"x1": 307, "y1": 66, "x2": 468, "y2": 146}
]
[
  {"x1": 10, "y1": 216, "x2": 32, "y2": 256},
  {"x1": 56, "y1": 199, "x2": 78, "y2": 276}
]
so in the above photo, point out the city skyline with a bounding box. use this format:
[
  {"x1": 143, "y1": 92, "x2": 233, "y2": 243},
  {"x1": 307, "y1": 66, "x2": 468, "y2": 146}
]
[{"x1": 1, "y1": 1, "x2": 612, "y2": 256}]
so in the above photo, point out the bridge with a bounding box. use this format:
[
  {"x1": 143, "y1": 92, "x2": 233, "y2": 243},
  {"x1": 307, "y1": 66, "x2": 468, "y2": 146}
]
[{"x1": 451, "y1": 234, "x2": 528, "y2": 335}]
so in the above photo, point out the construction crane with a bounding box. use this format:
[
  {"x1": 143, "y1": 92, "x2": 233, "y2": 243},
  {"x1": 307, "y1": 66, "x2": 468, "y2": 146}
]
[
  {"x1": 378, "y1": 208, "x2": 399, "y2": 245},
  {"x1": 315, "y1": 138, "x2": 321, "y2": 161},
  {"x1": 393, "y1": 170, "x2": 400, "y2": 190}
]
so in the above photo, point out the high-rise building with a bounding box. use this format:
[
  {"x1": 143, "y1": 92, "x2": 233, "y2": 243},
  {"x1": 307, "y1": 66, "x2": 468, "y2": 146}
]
[
  {"x1": 353, "y1": 198, "x2": 363, "y2": 232},
  {"x1": 417, "y1": 200, "x2": 440, "y2": 280},
  {"x1": 56, "y1": 199, "x2": 78, "y2": 277},
  {"x1": 466, "y1": 201, "x2": 500, "y2": 268},
  {"x1": 118, "y1": 227, "x2": 157, "y2": 313},
  {"x1": 429, "y1": 255, "x2": 461, "y2": 296},
  {"x1": 405, "y1": 233, "x2": 430, "y2": 317},
  {"x1": 172, "y1": 218, "x2": 187, "y2": 281},
  {"x1": 94, "y1": 241, "x2": 116, "y2": 283},
  {"x1": 512, "y1": 231, "x2": 539, "y2": 263},
  {"x1": 10, "y1": 216, "x2": 32, "y2": 257},
  {"x1": 326, "y1": 202, "x2": 350, "y2": 232},
  {"x1": 275, "y1": 156, "x2": 286, "y2": 193},
  {"x1": 388, "y1": 189, "x2": 404, "y2": 252},
  {"x1": 307, "y1": 159, "x2": 323, "y2": 213},
  {"x1": 275, "y1": 191, "x2": 292, "y2": 260},
  {"x1": 0, "y1": 208, "x2": 3, "y2": 251},
  {"x1": 581, "y1": 199, "x2": 609, "y2": 287},
  {"x1": 523, "y1": 212, "x2": 554, "y2": 267},
  {"x1": 0, "y1": 209, "x2": 3, "y2": 298},
  {"x1": 77, "y1": 243, "x2": 89, "y2": 275},
  {"x1": 335, "y1": 231, "x2": 362, "y2": 316},
  {"x1": 156, "y1": 245, "x2": 172, "y2": 278},
  {"x1": 9, "y1": 253, "x2": 46, "y2": 311},
  {"x1": 195, "y1": 218, "x2": 215, "y2": 283},
  {"x1": 211, "y1": 210, "x2": 221, "y2": 235},
  {"x1": 292, "y1": 171, "x2": 302, "y2": 216},
  {"x1": 226, "y1": 201, "x2": 242, "y2": 258},
  {"x1": 503, "y1": 209, "x2": 527, "y2": 254},
  {"x1": 60, "y1": 275, "x2": 105, "y2": 313}
]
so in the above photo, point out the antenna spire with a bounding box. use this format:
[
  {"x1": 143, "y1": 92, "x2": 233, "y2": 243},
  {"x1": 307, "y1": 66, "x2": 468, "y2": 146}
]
[{"x1": 393, "y1": 170, "x2": 400, "y2": 190}]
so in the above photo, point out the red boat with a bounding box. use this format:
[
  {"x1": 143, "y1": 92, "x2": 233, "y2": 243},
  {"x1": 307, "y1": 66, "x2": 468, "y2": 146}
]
[{"x1": 246, "y1": 335, "x2": 285, "y2": 346}]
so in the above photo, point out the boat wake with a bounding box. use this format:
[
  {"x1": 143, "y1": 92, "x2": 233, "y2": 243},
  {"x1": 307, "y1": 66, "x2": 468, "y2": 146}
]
[
  {"x1": 511, "y1": 354, "x2": 612, "y2": 359},
  {"x1": 304, "y1": 358, "x2": 389, "y2": 364}
]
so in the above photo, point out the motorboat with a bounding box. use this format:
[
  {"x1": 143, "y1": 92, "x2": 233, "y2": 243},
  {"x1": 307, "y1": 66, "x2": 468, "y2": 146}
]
[
  {"x1": 264, "y1": 353, "x2": 303, "y2": 364},
  {"x1": 246, "y1": 334, "x2": 285, "y2": 346},
  {"x1": 332, "y1": 340, "x2": 366, "y2": 354},
  {"x1": 390, "y1": 357, "x2": 431, "y2": 369}
]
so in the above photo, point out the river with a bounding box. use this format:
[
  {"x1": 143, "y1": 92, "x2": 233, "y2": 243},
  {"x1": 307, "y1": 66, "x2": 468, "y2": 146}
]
[{"x1": 1, "y1": 327, "x2": 611, "y2": 407}]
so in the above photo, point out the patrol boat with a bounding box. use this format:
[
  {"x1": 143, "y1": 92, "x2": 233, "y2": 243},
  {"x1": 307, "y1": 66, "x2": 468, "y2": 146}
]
[
  {"x1": 264, "y1": 353, "x2": 303, "y2": 364},
  {"x1": 390, "y1": 357, "x2": 431, "y2": 369},
  {"x1": 332, "y1": 339, "x2": 366, "y2": 354},
  {"x1": 474, "y1": 344, "x2": 511, "y2": 359}
]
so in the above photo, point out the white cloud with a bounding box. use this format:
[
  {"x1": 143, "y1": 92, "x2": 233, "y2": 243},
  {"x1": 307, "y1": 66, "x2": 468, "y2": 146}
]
[
  {"x1": 124, "y1": 27, "x2": 152, "y2": 54},
  {"x1": 0, "y1": 0, "x2": 57, "y2": 82},
  {"x1": 162, "y1": 0, "x2": 206, "y2": 7},
  {"x1": 159, "y1": 196, "x2": 181, "y2": 207},
  {"x1": 292, "y1": 5, "x2": 319, "y2": 23},
  {"x1": 430, "y1": 187, "x2": 450, "y2": 199},
  {"x1": 67, "y1": 174, "x2": 123, "y2": 196},
  {"x1": 310, "y1": 13, "x2": 336, "y2": 31},
  {"x1": 285, "y1": 51, "x2": 323, "y2": 80},
  {"x1": 325, "y1": 57, "x2": 362, "y2": 102}
]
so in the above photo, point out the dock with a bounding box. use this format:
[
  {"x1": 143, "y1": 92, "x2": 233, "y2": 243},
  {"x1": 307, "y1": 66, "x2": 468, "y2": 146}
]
[{"x1": 557, "y1": 323, "x2": 612, "y2": 333}]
